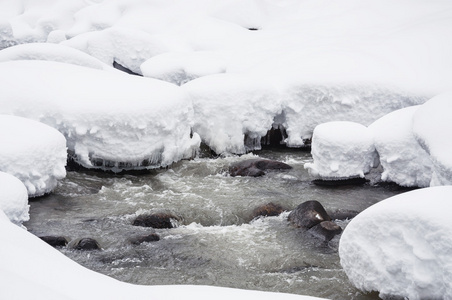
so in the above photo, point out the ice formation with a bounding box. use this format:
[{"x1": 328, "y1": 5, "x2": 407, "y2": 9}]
[
  {"x1": 0, "y1": 172, "x2": 29, "y2": 226},
  {"x1": 413, "y1": 92, "x2": 452, "y2": 186},
  {"x1": 339, "y1": 186, "x2": 452, "y2": 299},
  {"x1": 369, "y1": 106, "x2": 433, "y2": 187},
  {"x1": 0, "y1": 115, "x2": 67, "y2": 197},
  {"x1": 304, "y1": 121, "x2": 377, "y2": 179},
  {"x1": 0, "y1": 60, "x2": 200, "y2": 172}
]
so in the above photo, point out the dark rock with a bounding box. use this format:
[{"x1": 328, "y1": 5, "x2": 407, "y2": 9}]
[
  {"x1": 288, "y1": 200, "x2": 331, "y2": 229},
  {"x1": 130, "y1": 233, "x2": 160, "y2": 245},
  {"x1": 39, "y1": 236, "x2": 68, "y2": 248},
  {"x1": 307, "y1": 221, "x2": 343, "y2": 241},
  {"x1": 251, "y1": 202, "x2": 285, "y2": 219},
  {"x1": 312, "y1": 177, "x2": 368, "y2": 186},
  {"x1": 229, "y1": 158, "x2": 292, "y2": 177},
  {"x1": 328, "y1": 209, "x2": 360, "y2": 220},
  {"x1": 132, "y1": 213, "x2": 180, "y2": 229},
  {"x1": 75, "y1": 238, "x2": 101, "y2": 250}
]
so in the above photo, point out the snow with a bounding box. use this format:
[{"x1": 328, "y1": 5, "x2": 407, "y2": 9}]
[
  {"x1": 0, "y1": 210, "x2": 326, "y2": 300},
  {"x1": 0, "y1": 172, "x2": 29, "y2": 226},
  {"x1": 0, "y1": 60, "x2": 201, "y2": 172},
  {"x1": 413, "y1": 92, "x2": 452, "y2": 186},
  {"x1": 369, "y1": 106, "x2": 433, "y2": 187},
  {"x1": 304, "y1": 121, "x2": 377, "y2": 179},
  {"x1": 339, "y1": 186, "x2": 452, "y2": 299},
  {"x1": 0, "y1": 115, "x2": 67, "y2": 197}
]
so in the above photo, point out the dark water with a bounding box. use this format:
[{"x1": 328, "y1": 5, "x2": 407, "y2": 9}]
[{"x1": 25, "y1": 149, "x2": 410, "y2": 300}]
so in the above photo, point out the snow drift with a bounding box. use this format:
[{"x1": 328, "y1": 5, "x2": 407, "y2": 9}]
[{"x1": 0, "y1": 172, "x2": 29, "y2": 225}]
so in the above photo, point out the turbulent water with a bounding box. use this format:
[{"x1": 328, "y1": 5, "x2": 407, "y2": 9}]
[{"x1": 25, "y1": 149, "x2": 410, "y2": 300}]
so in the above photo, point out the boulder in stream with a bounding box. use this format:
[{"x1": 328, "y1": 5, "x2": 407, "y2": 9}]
[
  {"x1": 251, "y1": 202, "x2": 285, "y2": 220},
  {"x1": 288, "y1": 200, "x2": 331, "y2": 228},
  {"x1": 39, "y1": 236, "x2": 68, "y2": 248},
  {"x1": 308, "y1": 221, "x2": 343, "y2": 241},
  {"x1": 229, "y1": 158, "x2": 292, "y2": 177},
  {"x1": 132, "y1": 213, "x2": 180, "y2": 229},
  {"x1": 74, "y1": 238, "x2": 101, "y2": 250},
  {"x1": 130, "y1": 233, "x2": 160, "y2": 245}
]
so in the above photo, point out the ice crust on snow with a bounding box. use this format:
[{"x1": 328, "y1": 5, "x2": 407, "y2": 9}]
[
  {"x1": 304, "y1": 121, "x2": 377, "y2": 179},
  {"x1": 339, "y1": 186, "x2": 452, "y2": 299},
  {"x1": 0, "y1": 115, "x2": 67, "y2": 197},
  {"x1": 0, "y1": 60, "x2": 200, "y2": 172},
  {"x1": 0, "y1": 172, "x2": 29, "y2": 225},
  {"x1": 369, "y1": 106, "x2": 433, "y2": 187},
  {"x1": 0, "y1": 208, "x2": 326, "y2": 300},
  {"x1": 413, "y1": 93, "x2": 452, "y2": 186}
]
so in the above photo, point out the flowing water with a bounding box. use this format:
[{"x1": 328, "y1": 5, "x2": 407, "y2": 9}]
[{"x1": 25, "y1": 149, "x2": 411, "y2": 299}]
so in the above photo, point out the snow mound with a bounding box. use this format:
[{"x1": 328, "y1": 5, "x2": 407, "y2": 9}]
[
  {"x1": 0, "y1": 115, "x2": 67, "y2": 197},
  {"x1": 304, "y1": 121, "x2": 377, "y2": 179},
  {"x1": 339, "y1": 186, "x2": 452, "y2": 299},
  {"x1": 413, "y1": 92, "x2": 452, "y2": 186},
  {"x1": 369, "y1": 106, "x2": 433, "y2": 187},
  {"x1": 0, "y1": 60, "x2": 200, "y2": 172},
  {"x1": 0, "y1": 43, "x2": 116, "y2": 71},
  {"x1": 140, "y1": 51, "x2": 227, "y2": 85},
  {"x1": 183, "y1": 73, "x2": 281, "y2": 154},
  {"x1": 0, "y1": 172, "x2": 29, "y2": 225},
  {"x1": 0, "y1": 209, "x2": 326, "y2": 300}
]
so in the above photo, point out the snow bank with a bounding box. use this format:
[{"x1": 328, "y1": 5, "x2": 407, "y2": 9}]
[
  {"x1": 0, "y1": 212, "x2": 325, "y2": 300},
  {"x1": 304, "y1": 121, "x2": 377, "y2": 179},
  {"x1": 0, "y1": 172, "x2": 29, "y2": 225},
  {"x1": 339, "y1": 186, "x2": 452, "y2": 299},
  {"x1": 140, "y1": 51, "x2": 227, "y2": 85},
  {"x1": 369, "y1": 106, "x2": 433, "y2": 187},
  {"x1": 0, "y1": 115, "x2": 66, "y2": 197},
  {"x1": 183, "y1": 73, "x2": 281, "y2": 154},
  {"x1": 0, "y1": 43, "x2": 116, "y2": 71},
  {"x1": 0, "y1": 60, "x2": 200, "y2": 172},
  {"x1": 413, "y1": 92, "x2": 452, "y2": 186}
]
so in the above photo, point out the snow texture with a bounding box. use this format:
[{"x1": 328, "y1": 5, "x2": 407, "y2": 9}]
[
  {"x1": 413, "y1": 92, "x2": 452, "y2": 186},
  {"x1": 0, "y1": 115, "x2": 67, "y2": 197},
  {"x1": 0, "y1": 60, "x2": 201, "y2": 172},
  {"x1": 304, "y1": 121, "x2": 377, "y2": 179},
  {"x1": 369, "y1": 106, "x2": 433, "y2": 187},
  {"x1": 0, "y1": 209, "x2": 326, "y2": 300},
  {"x1": 0, "y1": 172, "x2": 29, "y2": 226},
  {"x1": 339, "y1": 186, "x2": 452, "y2": 299}
]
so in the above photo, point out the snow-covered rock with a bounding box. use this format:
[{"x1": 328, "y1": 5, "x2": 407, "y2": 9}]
[
  {"x1": 413, "y1": 92, "x2": 452, "y2": 186},
  {"x1": 184, "y1": 73, "x2": 281, "y2": 154},
  {"x1": 369, "y1": 106, "x2": 433, "y2": 187},
  {"x1": 339, "y1": 186, "x2": 452, "y2": 299},
  {"x1": 0, "y1": 60, "x2": 200, "y2": 172},
  {"x1": 0, "y1": 209, "x2": 326, "y2": 300},
  {"x1": 0, "y1": 172, "x2": 29, "y2": 226},
  {"x1": 0, "y1": 43, "x2": 116, "y2": 71},
  {"x1": 0, "y1": 115, "x2": 67, "y2": 197},
  {"x1": 304, "y1": 121, "x2": 377, "y2": 179},
  {"x1": 140, "y1": 51, "x2": 227, "y2": 85}
]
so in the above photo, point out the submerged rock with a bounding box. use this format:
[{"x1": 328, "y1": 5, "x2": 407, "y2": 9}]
[
  {"x1": 39, "y1": 236, "x2": 68, "y2": 248},
  {"x1": 328, "y1": 209, "x2": 360, "y2": 220},
  {"x1": 251, "y1": 202, "x2": 285, "y2": 220},
  {"x1": 308, "y1": 221, "x2": 343, "y2": 241},
  {"x1": 129, "y1": 233, "x2": 160, "y2": 245},
  {"x1": 132, "y1": 213, "x2": 180, "y2": 229},
  {"x1": 229, "y1": 158, "x2": 292, "y2": 177},
  {"x1": 74, "y1": 238, "x2": 101, "y2": 250},
  {"x1": 288, "y1": 200, "x2": 331, "y2": 229}
]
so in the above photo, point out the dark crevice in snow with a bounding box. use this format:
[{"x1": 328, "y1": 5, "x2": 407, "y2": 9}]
[{"x1": 112, "y1": 61, "x2": 142, "y2": 76}]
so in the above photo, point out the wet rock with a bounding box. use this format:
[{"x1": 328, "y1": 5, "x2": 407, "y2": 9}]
[
  {"x1": 132, "y1": 213, "x2": 180, "y2": 229},
  {"x1": 288, "y1": 200, "x2": 331, "y2": 228},
  {"x1": 328, "y1": 209, "x2": 360, "y2": 220},
  {"x1": 130, "y1": 233, "x2": 160, "y2": 245},
  {"x1": 39, "y1": 236, "x2": 68, "y2": 248},
  {"x1": 251, "y1": 202, "x2": 285, "y2": 219},
  {"x1": 229, "y1": 158, "x2": 292, "y2": 177},
  {"x1": 74, "y1": 238, "x2": 101, "y2": 250},
  {"x1": 312, "y1": 177, "x2": 368, "y2": 186},
  {"x1": 308, "y1": 221, "x2": 343, "y2": 241}
]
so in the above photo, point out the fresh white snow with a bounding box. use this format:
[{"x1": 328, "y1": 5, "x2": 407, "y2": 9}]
[
  {"x1": 0, "y1": 115, "x2": 67, "y2": 197},
  {"x1": 0, "y1": 60, "x2": 200, "y2": 172},
  {"x1": 0, "y1": 172, "x2": 29, "y2": 226},
  {"x1": 413, "y1": 92, "x2": 452, "y2": 186},
  {"x1": 369, "y1": 106, "x2": 433, "y2": 187},
  {"x1": 339, "y1": 186, "x2": 452, "y2": 299},
  {"x1": 304, "y1": 121, "x2": 377, "y2": 179}
]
